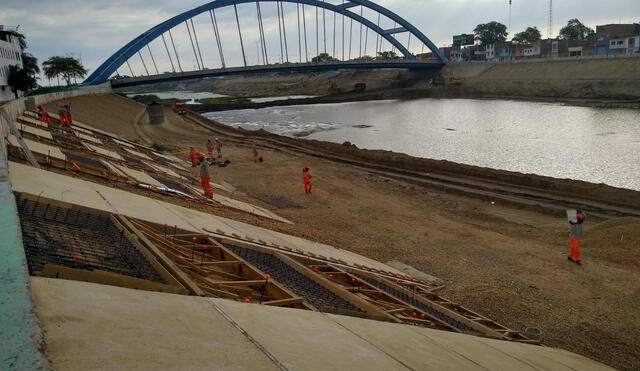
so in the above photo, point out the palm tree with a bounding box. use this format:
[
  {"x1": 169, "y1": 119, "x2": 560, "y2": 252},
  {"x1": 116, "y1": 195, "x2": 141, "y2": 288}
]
[{"x1": 42, "y1": 56, "x2": 88, "y2": 86}]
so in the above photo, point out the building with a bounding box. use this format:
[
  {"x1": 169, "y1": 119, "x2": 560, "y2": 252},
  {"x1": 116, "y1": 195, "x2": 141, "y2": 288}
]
[
  {"x1": 0, "y1": 25, "x2": 23, "y2": 102},
  {"x1": 595, "y1": 23, "x2": 640, "y2": 56},
  {"x1": 485, "y1": 42, "x2": 514, "y2": 61}
]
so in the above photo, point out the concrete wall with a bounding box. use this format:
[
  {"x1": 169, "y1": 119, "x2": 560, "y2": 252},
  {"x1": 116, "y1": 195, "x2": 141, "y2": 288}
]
[
  {"x1": 1, "y1": 82, "x2": 112, "y2": 122},
  {"x1": 456, "y1": 57, "x2": 640, "y2": 100}
]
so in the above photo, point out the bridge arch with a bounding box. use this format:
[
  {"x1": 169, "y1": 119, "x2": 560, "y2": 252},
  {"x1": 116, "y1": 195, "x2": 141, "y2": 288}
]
[{"x1": 84, "y1": 0, "x2": 445, "y2": 85}]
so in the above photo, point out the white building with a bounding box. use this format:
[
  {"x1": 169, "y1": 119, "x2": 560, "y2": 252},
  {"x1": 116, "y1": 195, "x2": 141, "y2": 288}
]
[
  {"x1": 0, "y1": 26, "x2": 24, "y2": 102},
  {"x1": 610, "y1": 36, "x2": 640, "y2": 55}
]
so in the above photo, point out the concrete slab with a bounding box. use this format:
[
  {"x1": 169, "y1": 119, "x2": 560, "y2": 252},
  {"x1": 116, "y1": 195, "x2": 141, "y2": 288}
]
[
  {"x1": 17, "y1": 115, "x2": 47, "y2": 128},
  {"x1": 211, "y1": 193, "x2": 292, "y2": 224},
  {"x1": 8, "y1": 135, "x2": 66, "y2": 160},
  {"x1": 215, "y1": 299, "x2": 407, "y2": 370},
  {"x1": 75, "y1": 132, "x2": 103, "y2": 145},
  {"x1": 8, "y1": 162, "x2": 406, "y2": 275},
  {"x1": 19, "y1": 125, "x2": 52, "y2": 139},
  {"x1": 144, "y1": 162, "x2": 185, "y2": 180},
  {"x1": 114, "y1": 138, "x2": 136, "y2": 149},
  {"x1": 123, "y1": 147, "x2": 153, "y2": 160},
  {"x1": 84, "y1": 143, "x2": 124, "y2": 161},
  {"x1": 113, "y1": 164, "x2": 165, "y2": 187},
  {"x1": 31, "y1": 277, "x2": 278, "y2": 371}
]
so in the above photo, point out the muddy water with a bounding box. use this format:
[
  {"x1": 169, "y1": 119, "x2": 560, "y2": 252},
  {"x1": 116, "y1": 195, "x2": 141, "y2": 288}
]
[{"x1": 202, "y1": 98, "x2": 640, "y2": 190}]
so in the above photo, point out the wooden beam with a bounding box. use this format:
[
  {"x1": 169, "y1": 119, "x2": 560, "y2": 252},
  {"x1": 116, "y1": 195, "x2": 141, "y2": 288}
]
[
  {"x1": 117, "y1": 215, "x2": 206, "y2": 296},
  {"x1": 262, "y1": 297, "x2": 304, "y2": 306},
  {"x1": 206, "y1": 280, "x2": 267, "y2": 286}
]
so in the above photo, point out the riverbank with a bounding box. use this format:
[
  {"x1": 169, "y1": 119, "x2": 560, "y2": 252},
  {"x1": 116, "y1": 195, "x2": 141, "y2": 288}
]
[{"x1": 48, "y1": 93, "x2": 640, "y2": 370}]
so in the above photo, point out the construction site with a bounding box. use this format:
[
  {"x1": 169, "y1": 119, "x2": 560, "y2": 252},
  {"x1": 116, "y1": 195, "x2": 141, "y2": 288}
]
[{"x1": 1, "y1": 86, "x2": 638, "y2": 370}]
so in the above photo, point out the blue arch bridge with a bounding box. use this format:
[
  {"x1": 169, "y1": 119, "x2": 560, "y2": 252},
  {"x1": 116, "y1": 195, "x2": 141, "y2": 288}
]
[{"x1": 84, "y1": 0, "x2": 446, "y2": 87}]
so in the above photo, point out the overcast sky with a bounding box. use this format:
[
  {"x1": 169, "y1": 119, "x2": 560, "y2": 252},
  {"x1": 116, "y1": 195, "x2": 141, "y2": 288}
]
[{"x1": 1, "y1": 0, "x2": 638, "y2": 80}]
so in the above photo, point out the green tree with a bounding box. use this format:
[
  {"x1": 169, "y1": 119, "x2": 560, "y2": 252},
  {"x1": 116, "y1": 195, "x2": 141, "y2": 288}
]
[
  {"x1": 311, "y1": 53, "x2": 338, "y2": 62},
  {"x1": 559, "y1": 19, "x2": 594, "y2": 41},
  {"x1": 42, "y1": 56, "x2": 88, "y2": 86},
  {"x1": 512, "y1": 27, "x2": 542, "y2": 44},
  {"x1": 376, "y1": 51, "x2": 399, "y2": 60},
  {"x1": 353, "y1": 55, "x2": 374, "y2": 61},
  {"x1": 21, "y1": 53, "x2": 40, "y2": 76},
  {"x1": 473, "y1": 21, "x2": 508, "y2": 46},
  {"x1": 7, "y1": 65, "x2": 38, "y2": 98}
]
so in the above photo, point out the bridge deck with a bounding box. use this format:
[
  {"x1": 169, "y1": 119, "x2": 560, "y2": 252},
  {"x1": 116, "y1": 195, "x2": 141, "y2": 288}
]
[{"x1": 110, "y1": 60, "x2": 444, "y2": 88}]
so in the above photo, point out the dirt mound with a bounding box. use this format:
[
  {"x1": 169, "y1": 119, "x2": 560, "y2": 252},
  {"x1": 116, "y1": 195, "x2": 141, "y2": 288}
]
[{"x1": 583, "y1": 218, "x2": 640, "y2": 267}]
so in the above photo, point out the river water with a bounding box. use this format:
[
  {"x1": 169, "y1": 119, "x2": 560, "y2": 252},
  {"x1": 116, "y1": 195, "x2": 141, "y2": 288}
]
[{"x1": 201, "y1": 98, "x2": 640, "y2": 191}]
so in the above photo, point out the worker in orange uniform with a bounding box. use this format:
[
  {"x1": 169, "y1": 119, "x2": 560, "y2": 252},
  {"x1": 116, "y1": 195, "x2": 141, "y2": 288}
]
[
  {"x1": 215, "y1": 138, "x2": 223, "y2": 157},
  {"x1": 567, "y1": 209, "x2": 586, "y2": 265},
  {"x1": 303, "y1": 166, "x2": 313, "y2": 195},
  {"x1": 206, "y1": 139, "x2": 214, "y2": 158},
  {"x1": 198, "y1": 157, "x2": 214, "y2": 198},
  {"x1": 57, "y1": 105, "x2": 71, "y2": 128},
  {"x1": 64, "y1": 104, "x2": 73, "y2": 127},
  {"x1": 36, "y1": 104, "x2": 52, "y2": 126},
  {"x1": 251, "y1": 141, "x2": 260, "y2": 162},
  {"x1": 189, "y1": 147, "x2": 197, "y2": 167}
]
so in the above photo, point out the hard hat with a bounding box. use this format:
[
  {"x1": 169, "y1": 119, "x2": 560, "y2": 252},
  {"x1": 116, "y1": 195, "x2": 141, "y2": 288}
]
[{"x1": 303, "y1": 165, "x2": 309, "y2": 170}]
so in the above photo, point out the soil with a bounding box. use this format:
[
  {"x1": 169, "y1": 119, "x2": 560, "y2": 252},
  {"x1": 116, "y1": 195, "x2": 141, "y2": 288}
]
[{"x1": 51, "y1": 93, "x2": 640, "y2": 370}]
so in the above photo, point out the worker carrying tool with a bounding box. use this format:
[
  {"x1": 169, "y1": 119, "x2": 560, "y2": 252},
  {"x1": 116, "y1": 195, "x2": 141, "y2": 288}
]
[
  {"x1": 303, "y1": 166, "x2": 313, "y2": 195},
  {"x1": 36, "y1": 104, "x2": 52, "y2": 125},
  {"x1": 198, "y1": 157, "x2": 214, "y2": 198},
  {"x1": 189, "y1": 147, "x2": 197, "y2": 167},
  {"x1": 251, "y1": 141, "x2": 261, "y2": 163},
  {"x1": 215, "y1": 138, "x2": 223, "y2": 157},
  {"x1": 206, "y1": 139, "x2": 214, "y2": 158},
  {"x1": 567, "y1": 209, "x2": 586, "y2": 265},
  {"x1": 57, "y1": 105, "x2": 71, "y2": 128}
]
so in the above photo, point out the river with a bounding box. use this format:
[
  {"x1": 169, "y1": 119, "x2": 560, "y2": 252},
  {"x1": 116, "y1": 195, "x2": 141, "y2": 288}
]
[{"x1": 200, "y1": 98, "x2": 640, "y2": 191}]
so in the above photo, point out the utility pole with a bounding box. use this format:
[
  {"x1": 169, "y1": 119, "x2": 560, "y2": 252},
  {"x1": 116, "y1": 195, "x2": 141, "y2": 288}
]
[
  {"x1": 508, "y1": 0, "x2": 512, "y2": 32},
  {"x1": 548, "y1": 0, "x2": 553, "y2": 39}
]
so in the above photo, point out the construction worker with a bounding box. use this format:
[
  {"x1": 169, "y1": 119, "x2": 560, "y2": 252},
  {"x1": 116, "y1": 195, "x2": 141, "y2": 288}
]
[
  {"x1": 189, "y1": 147, "x2": 197, "y2": 167},
  {"x1": 206, "y1": 139, "x2": 214, "y2": 158},
  {"x1": 57, "y1": 105, "x2": 71, "y2": 128},
  {"x1": 36, "y1": 104, "x2": 51, "y2": 126},
  {"x1": 215, "y1": 138, "x2": 223, "y2": 157},
  {"x1": 198, "y1": 156, "x2": 214, "y2": 198},
  {"x1": 303, "y1": 166, "x2": 313, "y2": 195},
  {"x1": 64, "y1": 104, "x2": 73, "y2": 127},
  {"x1": 251, "y1": 141, "x2": 260, "y2": 163},
  {"x1": 567, "y1": 209, "x2": 586, "y2": 265}
]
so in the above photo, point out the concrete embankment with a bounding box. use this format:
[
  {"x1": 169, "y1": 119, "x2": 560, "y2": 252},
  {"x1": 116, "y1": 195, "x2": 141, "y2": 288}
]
[{"x1": 447, "y1": 57, "x2": 640, "y2": 102}]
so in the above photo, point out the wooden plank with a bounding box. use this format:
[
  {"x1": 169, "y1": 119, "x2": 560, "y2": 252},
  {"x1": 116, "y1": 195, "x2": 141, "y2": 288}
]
[
  {"x1": 200, "y1": 260, "x2": 244, "y2": 267},
  {"x1": 109, "y1": 215, "x2": 184, "y2": 289},
  {"x1": 117, "y1": 216, "x2": 206, "y2": 296},
  {"x1": 206, "y1": 280, "x2": 267, "y2": 286},
  {"x1": 262, "y1": 297, "x2": 304, "y2": 306}
]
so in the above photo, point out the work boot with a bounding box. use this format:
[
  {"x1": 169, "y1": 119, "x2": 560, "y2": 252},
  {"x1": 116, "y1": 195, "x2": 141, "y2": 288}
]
[{"x1": 574, "y1": 260, "x2": 582, "y2": 265}]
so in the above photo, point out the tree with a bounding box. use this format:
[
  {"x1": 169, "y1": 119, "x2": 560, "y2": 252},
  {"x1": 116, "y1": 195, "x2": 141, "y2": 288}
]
[
  {"x1": 21, "y1": 53, "x2": 40, "y2": 76},
  {"x1": 7, "y1": 65, "x2": 38, "y2": 98},
  {"x1": 311, "y1": 53, "x2": 338, "y2": 63},
  {"x1": 559, "y1": 19, "x2": 594, "y2": 41},
  {"x1": 512, "y1": 27, "x2": 542, "y2": 44},
  {"x1": 42, "y1": 56, "x2": 88, "y2": 86},
  {"x1": 353, "y1": 55, "x2": 374, "y2": 61},
  {"x1": 376, "y1": 51, "x2": 399, "y2": 60},
  {"x1": 473, "y1": 21, "x2": 508, "y2": 46}
]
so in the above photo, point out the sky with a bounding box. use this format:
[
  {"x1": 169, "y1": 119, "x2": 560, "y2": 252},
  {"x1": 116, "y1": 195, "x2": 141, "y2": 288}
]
[{"x1": 1, "y1": 0, "x2": 639, "y2": 81}]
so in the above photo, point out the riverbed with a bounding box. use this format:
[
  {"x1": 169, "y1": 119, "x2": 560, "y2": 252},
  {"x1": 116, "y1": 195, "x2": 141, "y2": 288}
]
[{"x1": 202, "y1": 98, "x2": 640, "y2": 191}]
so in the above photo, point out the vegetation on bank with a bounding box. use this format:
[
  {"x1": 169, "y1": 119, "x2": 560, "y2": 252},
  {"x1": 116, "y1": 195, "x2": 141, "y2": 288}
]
[
  {"x1": 128, "y1": 94, "x2": 186, "y2": 105},
  {"x1": 151, "y1": 143, "x2": 172, "y2": 152},
  {"x1": 196, "y1": 96, "x2": 249, "y2": 105}
]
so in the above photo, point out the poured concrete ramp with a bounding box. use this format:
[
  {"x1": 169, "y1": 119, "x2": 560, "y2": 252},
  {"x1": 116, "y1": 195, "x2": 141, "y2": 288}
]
[
  {"x1": 9, "y1": 162, "x2": 398, "y2": 274},
  {"x1": 31, "y1": 278, "x2": 613, "y2": 371},
  {"x1": 8, "y1": 136, "x2": 65, "y2": 160},
  {"x1": 31, "y1": 278, "x2": 277, "y2": 371}
]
